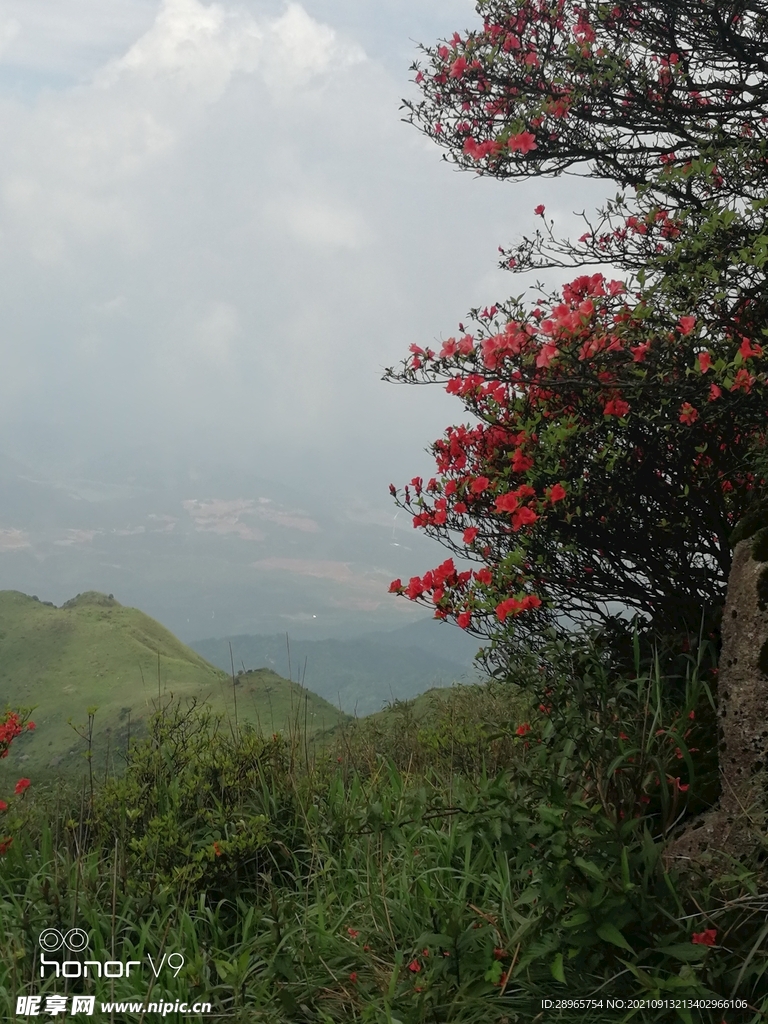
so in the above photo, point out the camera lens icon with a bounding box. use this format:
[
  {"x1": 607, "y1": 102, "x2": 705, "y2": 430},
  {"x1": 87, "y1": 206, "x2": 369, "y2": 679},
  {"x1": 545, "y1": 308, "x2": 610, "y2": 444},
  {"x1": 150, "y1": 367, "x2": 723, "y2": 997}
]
[
  {"x1": 39, "y1": 929, "x2": 64, "y2": 952},
  {"x1": 64, "y1": 929, "x2": 89, "y2": 953},
  {"x1": 38, "y1": 928, "x2": 89, "y2": 953}
]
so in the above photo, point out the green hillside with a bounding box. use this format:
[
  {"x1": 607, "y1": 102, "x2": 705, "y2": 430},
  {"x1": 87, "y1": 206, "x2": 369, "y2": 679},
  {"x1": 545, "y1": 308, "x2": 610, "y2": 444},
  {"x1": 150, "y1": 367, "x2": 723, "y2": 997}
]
[{"x1": 0, "y1": 590, "x2": 348, "y2": 781}]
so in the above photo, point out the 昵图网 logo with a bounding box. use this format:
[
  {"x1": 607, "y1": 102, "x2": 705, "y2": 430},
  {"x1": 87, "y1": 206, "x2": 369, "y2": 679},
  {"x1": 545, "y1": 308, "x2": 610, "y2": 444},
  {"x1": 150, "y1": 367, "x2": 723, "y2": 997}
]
[{"x1": 37, "y1": 928, "x2": 185, "y2": 979}]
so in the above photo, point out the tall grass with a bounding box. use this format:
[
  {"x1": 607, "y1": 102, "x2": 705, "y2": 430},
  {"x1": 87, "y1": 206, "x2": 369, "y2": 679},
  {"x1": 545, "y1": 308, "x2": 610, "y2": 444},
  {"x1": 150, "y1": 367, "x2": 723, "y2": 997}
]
[{"x1": 1, "y1": 636, "x2": 766, "y2": 1023}]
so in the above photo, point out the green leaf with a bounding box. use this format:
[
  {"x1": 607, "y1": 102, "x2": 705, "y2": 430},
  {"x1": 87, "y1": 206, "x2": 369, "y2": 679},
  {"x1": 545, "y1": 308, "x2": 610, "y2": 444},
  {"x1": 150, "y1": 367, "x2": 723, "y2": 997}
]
[
  {"x1": 657, "y1": 944, "x2": 708, "y2": 962},
  {"x1": 485, "y1": 960, "x2": 503, "y2": 984},
  {"x1": 574, "y1": 856, "x2": 605, "y2": 881},
  {"x1": 596, "y1": 923, "x2": 633, "y2": 951},
  {"x1": 561, "y1": 911, "x2": 590, "y2": 929},
  {"x1": 550, "y1": 952, "x2": 566, "y2": 983}
]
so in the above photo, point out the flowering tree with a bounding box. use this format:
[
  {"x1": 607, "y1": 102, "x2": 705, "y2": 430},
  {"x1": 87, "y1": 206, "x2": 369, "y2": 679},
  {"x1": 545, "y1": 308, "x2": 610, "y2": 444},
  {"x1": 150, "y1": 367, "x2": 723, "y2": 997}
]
[
  {"x1": 406, "y1": 1, "x2": 768, "y2": 197},
  {"x1": 387, "y1": 273, "x2": 766, "y2": 638},
  {"x1": 404, "y1": 0, "x2": 768, "y2": 349},
  {"x1": 387, "y1": 1, "x2": 768, "y2": 643}
]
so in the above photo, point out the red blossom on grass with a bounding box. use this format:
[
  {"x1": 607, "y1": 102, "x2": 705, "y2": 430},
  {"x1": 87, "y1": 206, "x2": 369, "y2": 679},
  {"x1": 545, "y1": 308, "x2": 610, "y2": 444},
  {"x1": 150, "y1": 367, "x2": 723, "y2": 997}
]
[
  {"x1": 516, "y1": 722, "x2": 531, "y2": 736},
  {"x1": 407, "y1": 959, "x2": 422, "y2": 973},
  {"x1": 691, "y1": 929, "x2": 717, "y2": 946},
  {"x1": 347, "y1": 927, "x2": 360, "y2": 939},
  {"x1": 14, "y1": 779, "x2": 30, "y2": 795}
]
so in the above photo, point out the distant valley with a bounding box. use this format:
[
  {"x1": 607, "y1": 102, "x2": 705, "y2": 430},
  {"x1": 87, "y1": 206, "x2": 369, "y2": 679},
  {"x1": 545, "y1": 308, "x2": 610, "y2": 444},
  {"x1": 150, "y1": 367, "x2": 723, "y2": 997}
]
[{"x1": 190, "y1": 617, "x2": 482, "y2": 716}]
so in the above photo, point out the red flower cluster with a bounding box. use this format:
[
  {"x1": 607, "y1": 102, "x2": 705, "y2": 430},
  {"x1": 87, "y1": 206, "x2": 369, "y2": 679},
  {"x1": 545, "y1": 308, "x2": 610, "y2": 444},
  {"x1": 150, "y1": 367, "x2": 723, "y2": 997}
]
[
  {"x1": 387, "y1": 263, "x2": 767, "y2": 636},
  {"x1": 0, "y1": 711, "x2": 35, "y2": 857}
]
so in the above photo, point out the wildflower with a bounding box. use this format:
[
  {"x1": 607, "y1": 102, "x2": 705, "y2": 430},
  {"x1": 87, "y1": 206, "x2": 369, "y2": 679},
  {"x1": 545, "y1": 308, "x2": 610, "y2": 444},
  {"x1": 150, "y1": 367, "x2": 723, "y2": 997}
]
[
  {"x1": 347, "y1": 927, "x2": 359, "y2": 939},
  {"x1": 691, "y1": 929, "x2": 717, "y2": 946},
  {"x1": 212, "y1": 841, "x2": 223, "y2": 857},
  {"x1": 349, "y1": 972, "x2": 358, "y2": 983},
  {"x1": 14, "y1": 779, "x2": 30, "y2": 795},
  {"x1": 516, "y1": 722, "x2": 531, "y2": 736},
  {"x1": 534, "y1": 204, "x2": 545, "y2": 215},
  {"x1": 408, "y1": 959, "x2": 422, "y2": 973}
]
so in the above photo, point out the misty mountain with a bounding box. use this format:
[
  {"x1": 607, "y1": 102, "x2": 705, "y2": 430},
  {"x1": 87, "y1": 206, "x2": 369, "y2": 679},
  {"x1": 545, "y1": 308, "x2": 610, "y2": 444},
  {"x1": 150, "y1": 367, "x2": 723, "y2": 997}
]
[{"x1": 190, "y1": 620, "x2": 483, "y2": 716}]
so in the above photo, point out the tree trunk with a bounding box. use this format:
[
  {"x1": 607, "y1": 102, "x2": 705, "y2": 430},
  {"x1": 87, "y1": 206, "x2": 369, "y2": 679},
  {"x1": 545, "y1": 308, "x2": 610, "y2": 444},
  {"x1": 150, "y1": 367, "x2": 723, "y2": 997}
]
[{"x1": 665, "y1": 532, "x2": 768, "y2": 867}]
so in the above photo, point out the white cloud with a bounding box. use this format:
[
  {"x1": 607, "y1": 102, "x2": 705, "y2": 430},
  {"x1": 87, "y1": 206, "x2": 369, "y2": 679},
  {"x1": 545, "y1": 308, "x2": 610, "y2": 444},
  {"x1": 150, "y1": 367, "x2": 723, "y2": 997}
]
[
  {"x1": 0, "y1": 0, "x2": 610, "y2": 507},
  {"x1": 0, "y1": 18, "x2": 20, "y2": 58},
  {"x1": 270, "y1": 194, "x2": 370, "y2": 250}
]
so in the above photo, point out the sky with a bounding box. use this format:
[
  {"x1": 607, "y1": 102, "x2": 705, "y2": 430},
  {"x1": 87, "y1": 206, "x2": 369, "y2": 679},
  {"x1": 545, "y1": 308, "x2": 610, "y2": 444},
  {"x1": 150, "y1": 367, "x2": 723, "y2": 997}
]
[{"x1": 0, "y1": 0, "x2": 611, "y2": 640}]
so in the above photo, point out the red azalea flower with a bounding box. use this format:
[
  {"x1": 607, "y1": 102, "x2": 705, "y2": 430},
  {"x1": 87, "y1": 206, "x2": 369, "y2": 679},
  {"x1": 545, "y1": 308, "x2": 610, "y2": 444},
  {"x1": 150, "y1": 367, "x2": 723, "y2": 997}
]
[
  {"x1": 679, "y1": 402, "x2": 699, "y2": 425},
  {"x1": 697, "y1": 350, "x2": 712, "y2": 372},
  {"x1": 548, "y1": 483, "x2": 566, "y2": 502},
  {"x1": 509, "y1": 131, "x2": 537, "y2": 153},
  {"x1": 603, "y1": 398, "x2": 630, "y2": 417}
]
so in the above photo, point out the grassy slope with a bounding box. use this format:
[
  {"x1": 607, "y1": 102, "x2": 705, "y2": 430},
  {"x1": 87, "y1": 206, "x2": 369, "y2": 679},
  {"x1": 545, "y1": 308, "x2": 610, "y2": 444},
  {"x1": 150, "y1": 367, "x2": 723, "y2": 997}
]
[{"x1": 0, "y1": 590, "x2": 347, "y2": 779}]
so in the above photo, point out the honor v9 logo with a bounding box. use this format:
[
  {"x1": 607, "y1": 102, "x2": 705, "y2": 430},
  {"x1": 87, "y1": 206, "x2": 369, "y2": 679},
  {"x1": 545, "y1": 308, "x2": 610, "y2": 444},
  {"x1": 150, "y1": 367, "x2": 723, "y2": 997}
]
[{"x1": 38, "y1": 929, "x2": 185, "y2": 979}]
